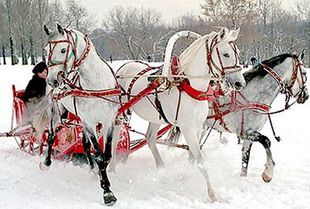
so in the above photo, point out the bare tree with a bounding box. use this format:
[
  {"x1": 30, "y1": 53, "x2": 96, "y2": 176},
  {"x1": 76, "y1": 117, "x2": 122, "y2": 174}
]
[
  {"x1": 0, "y1": 0, "x2": 9, "y2": 64},
  {"x1": 47, "y1": 0, "x2": 66, "y2": 26},
  {"x1": 103, "y1": 6, "x2": 161, "y2": 60},
  {"x1": 13, "y1": 0, "x2": 34, "y2": 65},
  {"x1": 65, "y1": 0, "x2": 95, "y2": 33},
  {"x1": 201, "y1": 0, "x2": 258, "y2": 28},
  {"x1": 295, "y1": 0, "x2": 310, "y2": 65},
  {"x1": 4, "y1": 0, "x2": 18, "y2": 65},
  {"x1": 35, "y1": 0, "x2": 49, "y2": 61}
]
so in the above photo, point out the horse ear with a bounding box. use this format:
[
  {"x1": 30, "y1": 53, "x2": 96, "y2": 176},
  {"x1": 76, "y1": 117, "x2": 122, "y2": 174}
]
[
  {"x1": 43, "y1": 25, "x2": 50, "y2": 36},
  {"x1": 218, "y1": 27, "x2": 228, "y2": 40},
  {"x1": 56, "y1": 23, "x2": 64, "y2": 35},
  {"x1": 231, "y1": 27, "x2": 240, "y2": 41}
]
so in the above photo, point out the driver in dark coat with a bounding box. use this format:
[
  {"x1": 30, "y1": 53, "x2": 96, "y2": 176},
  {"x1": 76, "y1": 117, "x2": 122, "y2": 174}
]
[
  {"x1": 21, "y1": 61, "x2": 48, "y2": 103},
  {"x1": 21, "y1": 61, "x2": 48, "y2": 119}
]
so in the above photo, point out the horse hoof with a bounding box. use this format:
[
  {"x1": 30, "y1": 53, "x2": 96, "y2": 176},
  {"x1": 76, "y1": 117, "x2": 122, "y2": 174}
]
[
  {"x1": 103, "y1": 192, "x2": 117, "y2": 206},
  {"x1": 39, "y1": 162, "x2": 50, "y2": 171},
  {"x1": 262, "y1": 172, "x2": 272, "y2": 183}
]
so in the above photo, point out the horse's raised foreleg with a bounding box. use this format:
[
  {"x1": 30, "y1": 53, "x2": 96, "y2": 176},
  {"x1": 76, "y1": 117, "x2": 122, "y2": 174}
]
[
  {"x1": 146, "y1": 122, "x2": 164, "y2": 168},
  {"x1": 257, "y1": 133, "x2": 275, "y2": 183},
  {"x1": 181, "y1": 128, "x2": 217, "y2": 202},
  {"x1": 85, "y1": 126, "x2": 117, "y2": 206},
  {"x1": 241, "y1": 130, "x2": 275, "y2": 182}
]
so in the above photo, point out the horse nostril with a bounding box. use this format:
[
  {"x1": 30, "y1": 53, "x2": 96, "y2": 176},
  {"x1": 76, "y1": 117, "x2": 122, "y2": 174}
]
[{"x1": 234, "y1": 81, "x2": 242, "y2": 90}]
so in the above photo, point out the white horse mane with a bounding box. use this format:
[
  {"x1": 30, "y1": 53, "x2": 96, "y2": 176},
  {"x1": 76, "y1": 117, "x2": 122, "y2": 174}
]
[{"x1": 178, "y1": 32, "x2": 216, "y2": 74}]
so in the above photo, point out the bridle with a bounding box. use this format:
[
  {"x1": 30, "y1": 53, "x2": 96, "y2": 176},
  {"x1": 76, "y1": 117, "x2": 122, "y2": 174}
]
[
  {"x1": 46, "y1": 28, "x2": 91, "y2": 86},
  {"x1": 206, "y1": 35, "x2": 242, "y2": 79},
  {"x1": 46, "y1": 28, "x2": 122, "y2": 117},
  {"x1": 259, "y1": 54, "x2": 307, "y2": 107}
]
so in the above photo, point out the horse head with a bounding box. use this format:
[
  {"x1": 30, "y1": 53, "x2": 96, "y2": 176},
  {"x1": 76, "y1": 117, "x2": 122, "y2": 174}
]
[
  {"x1": 44, "y1": 24, "x2": 90, "y2": 88},
  {"x1": 207, "y1": 28, "x2": 246, "y2": 92},
  {"x1": 289, "y1": 51, "x2": 308, "y2": 104}
]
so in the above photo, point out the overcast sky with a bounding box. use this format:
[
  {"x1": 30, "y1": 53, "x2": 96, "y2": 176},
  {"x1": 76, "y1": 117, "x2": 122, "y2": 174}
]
[{"x1": 76, "y1": 0, "x2": 298, "y2": 26}]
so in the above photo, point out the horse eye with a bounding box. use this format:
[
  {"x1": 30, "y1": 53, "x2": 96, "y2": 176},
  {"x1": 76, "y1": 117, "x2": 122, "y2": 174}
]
[
  {"x1": 223, "y1": 53, "x2": 230, "y2": 58},
  {"x1": 61, "y1": 48, "x2": 66, "y2": 53}
]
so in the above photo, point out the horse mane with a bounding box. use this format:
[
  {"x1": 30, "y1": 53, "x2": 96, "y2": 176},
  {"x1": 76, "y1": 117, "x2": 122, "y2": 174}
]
[
  {"x1": 243, "y1": 53, "x2": 293, "y2": 83},
  {"x1": 178, "y1": 33, "x2": 214, "y2": 74}
]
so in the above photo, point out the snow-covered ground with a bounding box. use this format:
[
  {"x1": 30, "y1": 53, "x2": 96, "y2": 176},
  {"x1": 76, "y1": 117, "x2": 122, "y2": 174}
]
[{"x1": 0, "y1": 63, "x2": 310, "y2": 209}]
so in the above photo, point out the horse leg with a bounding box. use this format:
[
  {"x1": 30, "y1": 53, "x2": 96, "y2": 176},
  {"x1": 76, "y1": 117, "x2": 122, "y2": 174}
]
[
  {"x1": 241, "y1": 138, "x2": 253, "y2": 177},
  {"x1": 39, "y1": 107, "x2": 59, "y2": 170},
  {"x1": 39, "y1": 102, "x2": 66, "y2": 170},
  {"x1": 100, "y1": 127, "x2": 117, "y2": 205},
  {"x1": 146, "y1": 122, "x2": 164, "y2": 168},
  {"x1": 85, "y1": 126, "x2": 117, "y2": 206},
  {"x1": 82, "y1": 132, "x2": 94, "y2": 170},
  {"x1": 241, "y1": 130, "x2": 275, "y2": 182},
  {"x1": 109, "y1": 122, "x2": 122, "y2": 173},
  {"x1": 257, "y1": 133, "x2": 275, "y2": 183},
  {"x1": 39, "y1": 130, "x2": 56, "y2": 170},
  {"x1": 181, "y1": 128, "x2": 217, "y2": 202}
]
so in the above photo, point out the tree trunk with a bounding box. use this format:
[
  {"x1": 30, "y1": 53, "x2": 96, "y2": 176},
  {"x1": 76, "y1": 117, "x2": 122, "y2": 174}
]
[
  {"x1": 38, "y1": 1, "x2": 45, "y2": 61},
  {"x1": 21, "y1": 38, "x2": 28, "y2": 65},
  {"x1": 2, "y1": 45, "x2": 6, "y2": 65},
  {"x1": 9, "y1": 36, "x2": 17, "y2": 65},
  {"x1": 6, "y1": 0, "x2": 18, "y2": 65},
  {"x1": 29, "y1": 33, "x2": 35, "y2": 65}
]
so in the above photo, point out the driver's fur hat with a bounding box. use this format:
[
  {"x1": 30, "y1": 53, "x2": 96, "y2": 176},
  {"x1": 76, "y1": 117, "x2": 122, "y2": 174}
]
[{"x1": 32, "y1": 61, "x2": 47, "y2": 74}]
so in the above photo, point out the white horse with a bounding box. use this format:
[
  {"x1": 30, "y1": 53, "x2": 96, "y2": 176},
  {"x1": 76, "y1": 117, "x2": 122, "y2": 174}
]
[
  {"x1": 41, "y1": 24, "x2": 121, "y2": 205},
  {"x1": 116, "y1": 28, "x2": 245, "y2": 201},
  {"x1": 203, "y1": 52, "x2": 308, "y2": 182}
]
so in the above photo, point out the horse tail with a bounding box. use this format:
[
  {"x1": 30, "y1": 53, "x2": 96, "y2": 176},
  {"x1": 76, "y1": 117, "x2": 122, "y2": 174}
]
[{"x1": 166, "y1": 126, "x2": 181, "y2": 146}]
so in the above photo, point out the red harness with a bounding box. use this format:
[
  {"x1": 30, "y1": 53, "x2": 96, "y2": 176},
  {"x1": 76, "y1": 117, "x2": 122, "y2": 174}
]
[
  {"x1": 170, "y1": 56, "x2": 224, "y2": 101},
  {"x1": 207, "y1": 90, "x2": 271, "y2": 135}
]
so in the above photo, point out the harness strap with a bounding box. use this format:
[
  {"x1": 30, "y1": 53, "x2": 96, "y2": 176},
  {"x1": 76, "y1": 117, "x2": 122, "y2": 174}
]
[
  {"x1": 174, "y1": 90, "x2": 182, "y2": 123},
  {"x1": 171, "y1": 56, "x2": 220, "y2": 101},
  {"x1": 260, "y1": 63, "x2": 285, "y2": 93},
  {"x1": 127, "y1": 66, "x2": 153, "y2": 99},
  {"x1": 268, "y1": 113, "x2": 281, "y2": 142},
  {"x1": 207, "y1": 90, "x2": 271, "y2": 136},
  {"x1": 178, "y1": 80, "x2": 217, "y2": 101},
  {"x1": 154, "y1": 95, "x2": 170, "y2": 124},
  {"x1": 52, "y1": 88, "x2": 122, "y2": 101}
]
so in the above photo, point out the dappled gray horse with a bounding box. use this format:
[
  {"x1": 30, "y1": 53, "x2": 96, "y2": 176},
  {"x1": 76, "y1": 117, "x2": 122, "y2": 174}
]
[{"x1": 203, "y1": 52, "x2": 308, "y2": 182}]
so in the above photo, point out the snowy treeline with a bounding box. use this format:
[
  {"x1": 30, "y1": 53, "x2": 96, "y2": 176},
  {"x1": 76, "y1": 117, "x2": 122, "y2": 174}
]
[{"x1": 0, "y1": 0, "x2": 310, "y2": 65}]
